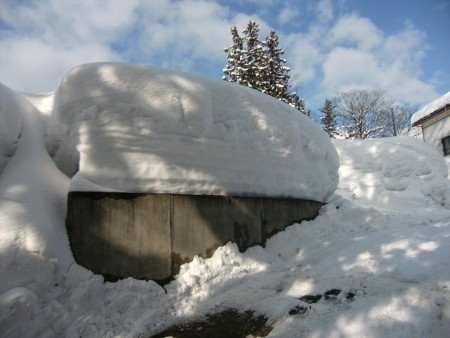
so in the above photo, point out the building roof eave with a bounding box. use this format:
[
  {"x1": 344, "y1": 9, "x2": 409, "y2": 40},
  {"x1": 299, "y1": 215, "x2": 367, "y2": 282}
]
[{"x1": 411, "y1": 104, "x2": 450, "y2": 127}]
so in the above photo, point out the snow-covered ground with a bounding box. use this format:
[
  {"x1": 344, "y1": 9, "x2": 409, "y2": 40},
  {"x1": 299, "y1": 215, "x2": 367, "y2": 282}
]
[{"x1": 1, "y1": 64, "x2": 449, "y2": 338}]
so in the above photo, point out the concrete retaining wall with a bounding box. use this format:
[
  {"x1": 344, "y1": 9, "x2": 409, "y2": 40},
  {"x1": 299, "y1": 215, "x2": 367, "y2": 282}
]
[{"x1": 66, "y1": 192, "x2": 323, "y2": 282}]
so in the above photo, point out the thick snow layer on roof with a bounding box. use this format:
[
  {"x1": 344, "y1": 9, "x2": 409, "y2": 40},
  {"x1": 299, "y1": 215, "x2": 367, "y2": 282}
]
[
  {"x1": 411, "y1": 91, "x2": 450, "y2": 125},
  {"x1": 54, "y1": 63, "x2": 338, "y2": 201}
]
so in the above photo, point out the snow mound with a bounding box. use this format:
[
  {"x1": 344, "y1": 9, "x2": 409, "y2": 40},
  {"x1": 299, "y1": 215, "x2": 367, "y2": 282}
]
[
  {"x1": 0, "y1": 84, "x2": 24, "y2": 174},
  {"x1": 55, "y1": 62, "x2": 338, "y2": 201},
  {"x1": 333, "y1": 137, "x2": 450, "y2": 211},
  {"x1": 1, "y1": 73, "x2": 450, "y2": 337}
]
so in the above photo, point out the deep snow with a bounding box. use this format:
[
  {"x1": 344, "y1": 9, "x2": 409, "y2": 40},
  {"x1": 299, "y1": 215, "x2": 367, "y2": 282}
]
[
  {"x1": 0, "y1": 64, "x2": 449, "y2": 338},
  {"x1": 55, "y1": 63, "x2": 338, "y2": 201},
  {"x1": 334, "y1": 137, "x2": 449, "y2": 212}
]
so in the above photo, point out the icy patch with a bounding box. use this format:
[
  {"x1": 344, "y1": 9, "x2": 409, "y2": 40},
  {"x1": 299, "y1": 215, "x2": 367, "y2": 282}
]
[{"x1": 55, "y1": 63, "x2": 338, "y2": 201}]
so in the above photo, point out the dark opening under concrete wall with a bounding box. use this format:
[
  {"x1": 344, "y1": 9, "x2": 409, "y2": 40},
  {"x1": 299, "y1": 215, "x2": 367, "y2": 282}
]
[{"x1": 66, "y1": 192, "x2": 323, "y2": 282}]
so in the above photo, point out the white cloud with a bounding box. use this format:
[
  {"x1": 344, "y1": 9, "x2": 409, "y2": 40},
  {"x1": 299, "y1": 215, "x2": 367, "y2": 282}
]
[
  {"x1": 0, "y1": 0, "x2": 140, "y2": 46},
  {"x1": 322, "y1": 47, "x2": 380, "y2": 92},
  {"x1": 383, "y1": 21, "x2": 429, "y2": 75},
  {"x1": 216, "y1": 0, "x2": 444, "y2": 112},
  {"x1": 0, "y1": 37, "x2": 122, "y2": 92},
  {"x1": 327, "y1": 14, "x2": 383, "y2": 50},
  {"x1": 137, "y1": 1, "x2": 233, "y2": 61},
  {"x1": 321, "y1": 18, "x2": 437, "y2": 105},
  {"x1": 0, "y1": 0, "x2": 270, "y2": 92},
  {"x1": 229, "y1": 0, "x2": 280, "y2": 5},
  {"x1": 282, "y1": 6, "x2": 438, "y2": 107},
  {"x1": 0, "y1": 0, "x2": 139, "y2": 91},
  {"x1": 278, "y1": 7, "x2": 299, "y2": 25},
  {"x1": 0, "y1": 0, "x2": 441, "y2": 107},
  {"x1": 285, "y1": 33, "x2": 322, "y2": 87},
  {"x1": 316, "y1": 0, "x2": 334, "y2": 23},
  {"x1": 132, "y1": 1, "x2": 271, "y2": 75}
]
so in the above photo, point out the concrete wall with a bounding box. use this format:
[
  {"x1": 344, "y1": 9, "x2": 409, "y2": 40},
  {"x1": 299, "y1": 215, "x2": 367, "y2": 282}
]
[{"x1": 66, "y1": 192, "x2": 323, "y2": 282}]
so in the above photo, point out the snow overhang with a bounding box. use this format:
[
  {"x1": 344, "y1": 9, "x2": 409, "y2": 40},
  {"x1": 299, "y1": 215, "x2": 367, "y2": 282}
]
[{"x1": 411, "y1": 91, "x2": 450, "y2": 127}]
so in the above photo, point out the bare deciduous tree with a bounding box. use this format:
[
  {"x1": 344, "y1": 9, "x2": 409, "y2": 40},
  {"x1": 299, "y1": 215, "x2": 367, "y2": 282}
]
[
  {"x1": 385, "y1": 104, "x2": 415, "y2": 136},
  {"x1": 333, "y1": 89, "x2": 390, "y2": 139}
]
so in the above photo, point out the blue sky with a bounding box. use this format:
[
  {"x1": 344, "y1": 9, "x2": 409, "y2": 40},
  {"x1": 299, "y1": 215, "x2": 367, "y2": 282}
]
[{"x1": 1, "y1": 0, "x2": 449, "y2": 115}]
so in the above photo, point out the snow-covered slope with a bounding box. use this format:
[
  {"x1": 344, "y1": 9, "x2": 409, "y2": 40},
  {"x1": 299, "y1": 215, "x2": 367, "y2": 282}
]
[
  {"x1": 55, "y1": 63, "x2": 338, "y2": 201},
  {"x1": 0, "y1": 84, "x2": 71, "y2": 337},
  {"x1": 1, "y1": 64, "x2": 450, "y2": 338}
]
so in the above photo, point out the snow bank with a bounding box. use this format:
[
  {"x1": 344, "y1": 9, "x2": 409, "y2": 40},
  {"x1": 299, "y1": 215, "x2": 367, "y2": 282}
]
[
  {"x1": 19, "y1": 91, "x2": 70, "y2": 169},
  {"x1": 20, "y1": 91, "x2": 56, "y2": 116},
  {"x1": 411, "y1": 91, "x2": 450, "y2": 125},
  {"x1": 333, "y1": 137, "x2": 449, "y2": 211},
  {"x1": 0, "y1": 84, "x2": 71, "y2": 337},
  {"x1": 1, "y1": 63, "x2": 450, "y2": 338},
  {"x1": 0, "y1": 84, "x2": 24, "y2": 174},
  {"x1": 55, "y1": 63, "x2": 338, "y2": 201}
]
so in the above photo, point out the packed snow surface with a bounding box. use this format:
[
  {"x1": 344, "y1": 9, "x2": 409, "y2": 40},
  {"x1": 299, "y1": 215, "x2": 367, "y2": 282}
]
[
  {"x1": 1, "y1": 64, "x2": 450, "y2": 338},
  {"x1": 411, "y1": 91, "x2": 450, "y2": 125},
  {"x1": 54, "y1": 62, "x2": 338, "y2": 201}
]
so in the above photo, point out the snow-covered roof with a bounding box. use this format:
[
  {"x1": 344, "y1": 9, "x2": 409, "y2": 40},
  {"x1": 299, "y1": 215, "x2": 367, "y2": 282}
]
[{"x1": 411, "y1": 91, "x2": 450, "y2": 125}]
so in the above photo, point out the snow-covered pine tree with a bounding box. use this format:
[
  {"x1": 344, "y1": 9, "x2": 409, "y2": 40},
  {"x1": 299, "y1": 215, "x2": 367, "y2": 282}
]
[
  {"x1": 223, "y1": 21, "x2": 264, "y2": 90},
  {"x1": 288, "y1": 92, "x2": 307, "y2": 115},
  {"x1": 223, "y1": 21, "x2": 307, "y2": 115},
  {"x1": 223, "y1": 26, "x2": 246, "y2": 84},
  {"x1": 241, "y1": 21, "x2": 265, "y2": 90},
  {"x1": 262, "y1": 30, "x2": 307, "y2": 114},
  {"x1": 320, "y1": 99, "x2": 338, "y2": 138},
  {"x1": 260, "y1": 30, "x2": 288, "y2": 98}
]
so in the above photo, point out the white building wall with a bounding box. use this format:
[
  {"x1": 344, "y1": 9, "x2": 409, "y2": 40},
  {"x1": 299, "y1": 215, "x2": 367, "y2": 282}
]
[{"x1": 423, "y1": 116, "x2": 450, "y2": 155}]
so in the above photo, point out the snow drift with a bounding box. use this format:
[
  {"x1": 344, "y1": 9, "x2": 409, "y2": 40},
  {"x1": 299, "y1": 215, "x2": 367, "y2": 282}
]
[
  {"x1": 1, "y1": 63, "x2": 449, "y2": 338},
  {"x1": 334, "y1": 137, "x2": 450, "y2": 211},
  {"x1": 0, "y1": 84, "x2": 24, "y2": 175},
  {"x1": 53, "y1": 62, "x2": 338, "y2": 201}
]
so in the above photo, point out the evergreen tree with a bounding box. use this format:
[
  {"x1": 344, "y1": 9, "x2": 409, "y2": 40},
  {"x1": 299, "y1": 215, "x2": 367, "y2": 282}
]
[
  {"x1": 261, "y1": 30, "x2": 289, "y2": 98},
  {"x1": 223, "y1": 21, "x2": 307, "y2": 115},
  {"x1": 320, "y1": 99, "x2": 338, "y2": 138},
  {"x1": 223, "y1": 26, "x2": 245, "y2": 85},
  {"x1": 241, "y1": 21, "x2": 265, "y2": 90},
  {"x1": 223, "y1": 22, "x2": 264, "y2": 90}
]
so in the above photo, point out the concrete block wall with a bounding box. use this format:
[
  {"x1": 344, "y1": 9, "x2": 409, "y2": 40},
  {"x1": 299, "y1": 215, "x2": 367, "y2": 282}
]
[{"x1": 66, "y1": 192, "x2": 323, "y2": 282}]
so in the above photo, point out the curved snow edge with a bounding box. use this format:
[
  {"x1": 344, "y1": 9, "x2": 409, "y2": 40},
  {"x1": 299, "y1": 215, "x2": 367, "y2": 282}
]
[{"x1": 56, "y1": 62, "x2": 339, "y2": 201}]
